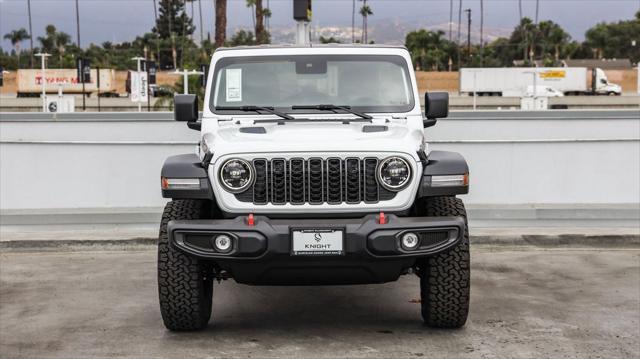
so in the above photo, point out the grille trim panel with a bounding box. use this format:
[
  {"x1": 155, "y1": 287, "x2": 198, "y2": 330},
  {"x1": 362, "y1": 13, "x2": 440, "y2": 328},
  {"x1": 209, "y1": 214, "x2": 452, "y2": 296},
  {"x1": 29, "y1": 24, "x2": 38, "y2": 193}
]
[{"x1": 237, "y1": 157, "x2": 398, "y2": 205}]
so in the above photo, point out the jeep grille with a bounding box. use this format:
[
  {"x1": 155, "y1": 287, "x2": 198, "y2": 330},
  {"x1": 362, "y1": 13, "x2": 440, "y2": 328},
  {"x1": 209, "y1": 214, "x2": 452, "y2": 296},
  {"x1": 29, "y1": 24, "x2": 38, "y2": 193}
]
[{"x1": 234, "y1": 157, "x2": 397, "y2": 205}]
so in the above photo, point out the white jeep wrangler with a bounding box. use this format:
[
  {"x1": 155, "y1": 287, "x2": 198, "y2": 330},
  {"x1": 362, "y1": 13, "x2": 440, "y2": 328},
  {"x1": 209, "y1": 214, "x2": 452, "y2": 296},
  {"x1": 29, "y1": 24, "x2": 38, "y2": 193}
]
[{"x1": 159, "y1": 45, "x2": 470, "y2": 331}]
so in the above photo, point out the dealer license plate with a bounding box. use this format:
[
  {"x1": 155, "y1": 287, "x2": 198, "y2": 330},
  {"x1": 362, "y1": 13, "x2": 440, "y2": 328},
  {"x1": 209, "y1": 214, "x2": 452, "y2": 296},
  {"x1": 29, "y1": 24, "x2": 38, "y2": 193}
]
[{"x1": 291, "y1": 229, "x2": 344, "y2": 256}]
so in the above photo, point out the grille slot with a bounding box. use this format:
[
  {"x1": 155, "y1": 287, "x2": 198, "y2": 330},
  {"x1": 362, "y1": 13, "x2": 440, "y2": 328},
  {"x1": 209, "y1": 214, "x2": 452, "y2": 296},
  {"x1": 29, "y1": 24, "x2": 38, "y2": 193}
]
[
  {"x1": 253, "y1": 159, "x2": 268, "y2": 204},
  {"x1": 237, "y1": 157, "x2": 399, "y2": 205},
  {"x1": 271, "y1": 159, "x2": 287, "y2": 204}
]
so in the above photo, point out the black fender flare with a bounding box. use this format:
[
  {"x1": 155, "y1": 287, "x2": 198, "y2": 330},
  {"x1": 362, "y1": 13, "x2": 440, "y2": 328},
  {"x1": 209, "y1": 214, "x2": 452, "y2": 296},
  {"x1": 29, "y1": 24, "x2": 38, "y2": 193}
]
[
  {"x1": 161, "y1": 154, "x2": 213, "y2": 199},
  {"x1": 417, "y1": 150, "x2": 469, "y2": 198}
]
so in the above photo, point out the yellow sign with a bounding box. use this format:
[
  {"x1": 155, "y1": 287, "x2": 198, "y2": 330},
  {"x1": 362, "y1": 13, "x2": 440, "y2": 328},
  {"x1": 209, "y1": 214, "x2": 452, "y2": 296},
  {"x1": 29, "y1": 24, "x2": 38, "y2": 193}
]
[{"x1": 539, "y1": 70, "x2": 566, "y2": 79}]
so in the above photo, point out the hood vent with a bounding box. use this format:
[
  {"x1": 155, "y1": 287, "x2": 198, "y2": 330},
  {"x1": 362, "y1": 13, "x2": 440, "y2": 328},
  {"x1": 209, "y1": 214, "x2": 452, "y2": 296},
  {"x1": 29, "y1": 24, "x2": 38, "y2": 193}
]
[
  {"x1": 362, "y1": 125, "x2": 388, "y2": 133},
  {"x1": 239, "y1": 127, "x2": 267, "y2": 134}
]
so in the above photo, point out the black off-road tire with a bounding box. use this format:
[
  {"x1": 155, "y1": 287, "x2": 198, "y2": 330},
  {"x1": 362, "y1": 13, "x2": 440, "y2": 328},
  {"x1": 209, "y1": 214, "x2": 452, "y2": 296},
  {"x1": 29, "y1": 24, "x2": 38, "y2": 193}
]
[
  {"x1": 419, "y1": 196, "x2": 470, "y2": 328},
  {"x1": 158, "y1": 200, "x2": 213, "y2": 331}
]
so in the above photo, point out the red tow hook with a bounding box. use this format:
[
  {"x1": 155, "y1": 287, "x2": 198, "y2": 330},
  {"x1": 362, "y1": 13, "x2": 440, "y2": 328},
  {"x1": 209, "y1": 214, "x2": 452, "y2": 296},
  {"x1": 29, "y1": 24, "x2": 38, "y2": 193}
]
[
  {"x1": 246, "y1": 213, "x2": 255, "y2": 226},
  {"x1": 378, "y1": 212, "x2": 387, "y2": 225}
]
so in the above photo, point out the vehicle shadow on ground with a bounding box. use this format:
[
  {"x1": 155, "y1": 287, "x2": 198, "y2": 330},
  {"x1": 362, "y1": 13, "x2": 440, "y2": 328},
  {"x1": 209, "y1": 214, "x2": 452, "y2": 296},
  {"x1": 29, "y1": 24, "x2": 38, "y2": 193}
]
[{"x1": 165, "y1": 278, "x2": 451, "y2": 340}]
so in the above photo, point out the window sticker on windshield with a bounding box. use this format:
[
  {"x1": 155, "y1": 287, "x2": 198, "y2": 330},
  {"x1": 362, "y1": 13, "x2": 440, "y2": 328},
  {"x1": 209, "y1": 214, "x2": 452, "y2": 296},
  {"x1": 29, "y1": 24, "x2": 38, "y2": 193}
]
[{"x1": 226, "y1": 68, "x2": 242, "y2": 102}]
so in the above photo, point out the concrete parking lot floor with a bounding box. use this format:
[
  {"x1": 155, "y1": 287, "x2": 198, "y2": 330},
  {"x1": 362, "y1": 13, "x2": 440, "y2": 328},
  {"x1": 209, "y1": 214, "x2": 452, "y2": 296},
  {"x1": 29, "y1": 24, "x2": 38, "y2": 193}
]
[{"x1": 1, "y1": 246, "x2": 638, "y2": 358}]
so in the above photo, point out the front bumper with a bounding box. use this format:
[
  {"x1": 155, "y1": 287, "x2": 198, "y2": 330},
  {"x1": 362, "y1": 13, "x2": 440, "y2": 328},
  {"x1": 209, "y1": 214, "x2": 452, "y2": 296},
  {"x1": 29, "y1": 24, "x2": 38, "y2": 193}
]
[{"x1": 168, "y1": 214, "x2": 465, "y2": 285}]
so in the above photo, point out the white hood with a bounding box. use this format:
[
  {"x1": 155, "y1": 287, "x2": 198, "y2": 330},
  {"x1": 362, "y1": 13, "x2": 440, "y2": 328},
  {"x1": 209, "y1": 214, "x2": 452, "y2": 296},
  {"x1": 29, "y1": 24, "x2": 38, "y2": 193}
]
[{"x1": 206, "y1": 117, "x2": 425, "y2": 162}]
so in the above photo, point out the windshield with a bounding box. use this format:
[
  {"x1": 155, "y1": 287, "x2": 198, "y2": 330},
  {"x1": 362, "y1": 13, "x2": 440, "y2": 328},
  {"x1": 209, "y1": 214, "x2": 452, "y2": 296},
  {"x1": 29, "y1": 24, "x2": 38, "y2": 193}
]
[{"x1": 210, "y1": 54, "x2": 414, "y2": 114}]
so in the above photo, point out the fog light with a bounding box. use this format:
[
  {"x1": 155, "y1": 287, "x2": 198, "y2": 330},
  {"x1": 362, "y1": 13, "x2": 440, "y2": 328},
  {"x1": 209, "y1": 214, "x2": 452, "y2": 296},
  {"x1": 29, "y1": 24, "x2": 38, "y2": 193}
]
[
  {"x1": 213, "y1": 234, "x2": 233, "y2": 253},
  {"x1": 401, "y1": 232, "x2": 420, "y2": 250}
]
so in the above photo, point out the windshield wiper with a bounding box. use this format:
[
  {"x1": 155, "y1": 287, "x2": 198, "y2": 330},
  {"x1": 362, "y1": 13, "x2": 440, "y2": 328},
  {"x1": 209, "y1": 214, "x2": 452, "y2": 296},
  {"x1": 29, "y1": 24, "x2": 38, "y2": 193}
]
[
  {"x1": 215, "y1": 105, "x2": 295, "y2": 121},
  {"x1": 291, "y1": 104, "x2": 373, "y2": 120}
]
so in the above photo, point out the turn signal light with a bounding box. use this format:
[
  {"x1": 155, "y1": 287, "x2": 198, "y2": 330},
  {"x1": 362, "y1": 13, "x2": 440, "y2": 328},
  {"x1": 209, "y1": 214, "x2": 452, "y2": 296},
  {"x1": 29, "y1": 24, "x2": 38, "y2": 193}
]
[
  {"x1": 431, "y1": 173, "x2": 469, "y2": 187},
  {"x1": 161, "y1": 177, "x2": 200, "y2": 190}
]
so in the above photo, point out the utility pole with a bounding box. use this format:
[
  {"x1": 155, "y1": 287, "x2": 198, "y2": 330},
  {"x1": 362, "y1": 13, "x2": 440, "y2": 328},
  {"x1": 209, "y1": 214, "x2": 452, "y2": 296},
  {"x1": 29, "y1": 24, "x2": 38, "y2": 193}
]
[
  {"x1": 27, "y1": 0, "x2": 34, "y2": 68},
  {"x1": 457, "y1": 0, "x2": 462, "y2": 71},
  {"x1": 480, "y1": 0, "x2": 484, "y2": 66},
  {"x1": 465, "y1": 8, "x2": 471, "y2": 64},
  {"x1": 198, "y1": 0, "x2": 204, "y2": 45},
  {"x1": 35, "y1": 53, "x2": 51, "y2": 112},
  {"x1": 535, "y1": 0, "x2": 539, "y2": 24},
  {"x1": 152, "y1": 0, "x2": 161, "y2": 65},
  {"x1": 75, "y1": 0, "x2": 86, "y2": 111},
  {"x1": 352, "y1": 0, "x2": 355, "y2": 43},
  {"x1": 448, "y1": 0, "x2": 453, "y2": 42},
  {"x1": 518, "y1": 0, "x2": 523, "y2": 22},
  {"x1": 75, "y1": 0, "x2": 81, "y2": 48}
]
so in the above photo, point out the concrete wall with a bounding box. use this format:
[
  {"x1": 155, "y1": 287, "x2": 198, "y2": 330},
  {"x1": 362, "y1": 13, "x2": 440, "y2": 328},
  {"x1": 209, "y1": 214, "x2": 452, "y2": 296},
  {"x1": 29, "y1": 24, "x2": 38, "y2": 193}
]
[{"x1": 1, "y1": 110, "x2": 639, "y2": 229}]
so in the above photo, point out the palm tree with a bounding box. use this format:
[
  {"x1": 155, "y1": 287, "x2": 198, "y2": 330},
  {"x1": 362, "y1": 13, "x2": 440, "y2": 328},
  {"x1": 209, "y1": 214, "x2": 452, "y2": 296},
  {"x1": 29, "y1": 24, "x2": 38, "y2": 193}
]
[
  {"x1": 254, "y1": 0, "x2": 267, "y2": 44},
  {"x1": 56, "y1": 32, "x2": 71, "y2": 65},
  {"x1": 262, "y1": 7, "x2": 272, "y2": 41},
  {"x1": 538, "y1": 20, "x2": 569, "y2": 63},
  {"x1": 37, "y1": 25, "x2": 71, "y2": 66},
  {"x1": 4, "y1": 28, "x2": 30, "y2": 66},
  {"x1": 246, "y1": 0, "x2": 256, "y2": 36},
  {"x1": 215, "y1": 0, "x2": 227, "y2": 47},
  {"x1": 37, "y1": 25, "x2": 57, "y2": 53},
  {"x1": 359, "y1": 2, "x2": 373, "y2": 44}
]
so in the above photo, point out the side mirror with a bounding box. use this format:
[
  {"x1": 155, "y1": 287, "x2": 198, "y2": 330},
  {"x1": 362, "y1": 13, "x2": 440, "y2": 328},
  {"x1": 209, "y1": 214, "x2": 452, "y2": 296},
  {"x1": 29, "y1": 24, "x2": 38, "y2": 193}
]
[
  {"x1": 174, "y1": 94, "x2": 199, "y2": 122},
  {"x1": 424, "y1": 92, "x2": 449, "y2": 127}
]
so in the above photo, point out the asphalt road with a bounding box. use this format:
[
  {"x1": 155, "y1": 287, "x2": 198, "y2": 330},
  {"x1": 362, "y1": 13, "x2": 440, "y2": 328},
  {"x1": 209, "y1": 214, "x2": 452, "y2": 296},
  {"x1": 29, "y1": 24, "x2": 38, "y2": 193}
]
[{"x1": 1, "y1": 246, "x2": 638, "y2": 358}]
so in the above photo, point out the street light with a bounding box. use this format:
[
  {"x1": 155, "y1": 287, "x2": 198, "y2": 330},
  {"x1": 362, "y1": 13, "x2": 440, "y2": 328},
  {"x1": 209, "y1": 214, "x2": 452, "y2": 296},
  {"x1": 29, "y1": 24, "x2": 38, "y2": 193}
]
[
  {"x1": 171, "y1": 69, "x2": 204, "y2": 94},
  {"x1": 35, "y1": 53, "x2": 51, "y2": 112}
]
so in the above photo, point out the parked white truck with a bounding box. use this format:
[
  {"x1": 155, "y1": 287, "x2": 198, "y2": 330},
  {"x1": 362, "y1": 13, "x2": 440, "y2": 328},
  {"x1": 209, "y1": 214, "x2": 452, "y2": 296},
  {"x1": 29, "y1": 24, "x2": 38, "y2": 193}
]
[
  {"x1": 460, "y1": 67, "x2": 622, "y2": 96},
  {"x1": 158, "y1": 45, "x2": 470, "y2": 331}
]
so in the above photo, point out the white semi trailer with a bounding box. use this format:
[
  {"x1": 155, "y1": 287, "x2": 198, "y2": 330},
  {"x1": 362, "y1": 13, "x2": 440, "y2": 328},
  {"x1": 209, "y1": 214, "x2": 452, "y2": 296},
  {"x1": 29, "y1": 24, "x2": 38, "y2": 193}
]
[
  {"x1": 16, "y1": 69, "x2": 118, "y2": 97},
  {"x1": 460, "y1": 67, "x2": 622, "y2": 97}
]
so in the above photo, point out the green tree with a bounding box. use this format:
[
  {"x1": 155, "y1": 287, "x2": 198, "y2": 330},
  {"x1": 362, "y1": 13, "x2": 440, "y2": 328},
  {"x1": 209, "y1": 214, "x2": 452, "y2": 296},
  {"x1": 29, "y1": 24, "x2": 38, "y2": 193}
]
[
  {"x1": 229, "y1": 30, "x2": 256, "y2": 46},
  {"x1": 537, "y1": 20, "x2": 570, "y2": 63},
  {"x1": 405, "y1": 29, "x2": 458, "y2": 70},
  {"x1": 36, "y1": 25, "x2": 72, "y2": 67},
  {"x1": 3, "y1": 28, "x2": 30, "y2": 65},
  {"x1": 319, "y1": 36, "x2": 341, "y2": 44},
  {"x1": 585, "y1": 12, "x2": 640, "y2": 62},
  {"x1": 152, "y1": 0, "x2": 195, "y2": 69}
]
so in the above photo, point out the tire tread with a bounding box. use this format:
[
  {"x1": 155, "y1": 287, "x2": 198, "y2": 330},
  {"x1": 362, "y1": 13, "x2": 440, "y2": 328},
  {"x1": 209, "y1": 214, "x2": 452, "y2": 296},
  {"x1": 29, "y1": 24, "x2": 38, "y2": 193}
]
[
  {"x1": 420, "y1": 196, "x2": 470, "y2": 328},
  {"x1": 158, "y1": 200, "x2": 213, "y2": 331}
]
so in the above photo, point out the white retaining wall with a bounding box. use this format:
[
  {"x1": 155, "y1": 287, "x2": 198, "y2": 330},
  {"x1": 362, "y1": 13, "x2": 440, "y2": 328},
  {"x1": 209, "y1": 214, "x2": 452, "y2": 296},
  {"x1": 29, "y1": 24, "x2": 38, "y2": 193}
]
[{"x1": 1, "y1": 110, "x2": 639, "y2": 229}]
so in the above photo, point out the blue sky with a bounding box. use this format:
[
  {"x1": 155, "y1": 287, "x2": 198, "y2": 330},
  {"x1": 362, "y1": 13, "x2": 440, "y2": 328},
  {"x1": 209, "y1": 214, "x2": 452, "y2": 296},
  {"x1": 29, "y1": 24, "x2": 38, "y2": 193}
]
[{"x1": 1, "y1": 0, "x2": 639, "y2": 50}]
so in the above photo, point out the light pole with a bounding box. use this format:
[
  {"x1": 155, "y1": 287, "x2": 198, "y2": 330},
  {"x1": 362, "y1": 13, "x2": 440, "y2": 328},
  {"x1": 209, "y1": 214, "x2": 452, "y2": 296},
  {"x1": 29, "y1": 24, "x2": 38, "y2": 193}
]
[
  {"x1": 35, "y1": 53, "x2": 51, "y2": 112},
  {"x1": 465, "y1": 8, "x2": 471, "y2": 62},
  {"x1": 27, "y1": 0, "x2": 34, "y2": 68},
  {"x1": 172, "y1": 69, "x2": 204, "y2": 94},
  {"x1": 75, "y1": 0, "x2": 81, "y2": 47}
]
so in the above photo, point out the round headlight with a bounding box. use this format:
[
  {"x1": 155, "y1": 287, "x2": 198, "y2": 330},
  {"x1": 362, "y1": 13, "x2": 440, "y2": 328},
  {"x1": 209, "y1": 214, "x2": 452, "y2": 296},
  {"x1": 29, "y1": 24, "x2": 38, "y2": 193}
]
[
  {"x1": 219, "y1": 159, "x2": 253, "y2": 193},
  {"x1": 377, "y1": 157, "x2": 411, "y2": 191}
]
